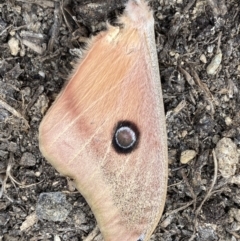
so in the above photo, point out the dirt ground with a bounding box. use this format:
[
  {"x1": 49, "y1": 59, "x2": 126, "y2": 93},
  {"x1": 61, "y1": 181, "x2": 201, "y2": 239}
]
[{"x1": 0, "y1": 0, "x2": 240, "y2": 240}]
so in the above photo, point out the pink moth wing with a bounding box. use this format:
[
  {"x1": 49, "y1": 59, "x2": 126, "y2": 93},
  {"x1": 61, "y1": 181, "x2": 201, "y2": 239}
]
[{"x1": 39, "y1": 1, "x2": 168, "y2": 241}]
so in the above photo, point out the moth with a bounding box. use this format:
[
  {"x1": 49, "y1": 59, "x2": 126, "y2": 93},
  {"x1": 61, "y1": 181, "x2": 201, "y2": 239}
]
[{"x1": 39, "y1": 0, "x2": 168, "y2": 241}]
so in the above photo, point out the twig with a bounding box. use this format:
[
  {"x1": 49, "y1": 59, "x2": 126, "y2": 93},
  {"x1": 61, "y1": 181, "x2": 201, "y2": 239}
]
[
  {"x1": 196, "y1": 149, "x2": 218, "y2": 214},
  {"x1": 6, "y1": 161, "x2": 43, "y2": 188},
  {"x1": 189, "y1": 67, "x2": 215, "y2": 114},
  {"x1": 48, "y1": 2, "x2": 62, "y2": 52},
  {"x1": 15, "y1": 0, "x2": 55, "y2": 8},
  {"x1": 83, "y1": 226, "x2": 101, "y2": 241},
  {"x1": 181, "y1": 169, "x2": 197, "y2": 210},
  {"x1": 178, "y1": 66, "x2": 195, "y2": 86},
  {"x1": 189, "y1": 149, "x2": 218, "y2": 240},
  {"x1": 190, "y1": 67, "x2": 214, "y2": 100},
  {"x1": 183, "y1": 0, "x2": 197, "y2": 13},
  {"x1": 164, "y1": 200, "x2": 195, "y2": 217},
  {"x1": 226, "y1": 228, "x2": 240, "y2": 239},
  {"x1": 0, "y1": 99, "x2": 29, "y2": 128},
  {"x1": 216, "y1": 32, "x2": 222, "y2": 54},
  {"x1": 168, "y1": 180, "x2": 183, "y2": 188},
  {"x1": 24, "y1": 86, "x2": 44, "y2": 114},
  {"x1": 0, "y1": 153, "x2": 43, "y2": 199}
]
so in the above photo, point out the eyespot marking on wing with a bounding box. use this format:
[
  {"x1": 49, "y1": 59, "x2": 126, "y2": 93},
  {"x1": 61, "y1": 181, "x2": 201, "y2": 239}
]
[{"x1": 112, "y1": 120, "x2": 140, "y2": 154}]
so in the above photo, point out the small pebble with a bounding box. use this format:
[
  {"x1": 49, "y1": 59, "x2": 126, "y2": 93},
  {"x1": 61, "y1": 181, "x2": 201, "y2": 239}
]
[
  {"x1": 206, "y1": 49, "x2": 222, "y2": 75},
  {"x1": 20, "y1": 212, "x2": 38, "y2": 231},
  {"x1": 8, "y1": 142, "x2": 18, "y2": 152},
  {"x1": 54, "y1": 235, "x2": 61, "y2": 241},
  {"x1": 207, "y1": 44, "x2": 215, "y2": 53},
  {"x1": 181, "y1": 130, "x2": 188, "y2": 138},
  {"x1": 20, "y1": 152, "x2": 36, "y2": 167},
  {"x1": 8, "y1": 37, "x2": 20, "y2": 56},
  {"x1": 160, "y1": 215, "x2": 174, "y2": 228},
  {"x1": 229, "y1": 208, "x2": 240, "y2": 222},
  {"x1": 36, "y1": 192, "x2": 72, "y2": 222},
  {"x1": 200, "y1": 54, "x2": 207, "y2": 63},
  {"x1": 35, "y1": 171, "x2": 41, "y2": 177},
  {"x1": 38, "y1": 71, "x2": 45, "y2": 78},
  {"x1": 215, "y1": 138, "x2": 238, "y2": 179},
  {"x1": 198, "y1": 223, "x2": 217, "y2": 241},
  {"x1": 225, "y1": 116, "x2": 232, "y2": 126},
  {"x1": 180, "y1": 150, "x2": 197, "y2": 164}
]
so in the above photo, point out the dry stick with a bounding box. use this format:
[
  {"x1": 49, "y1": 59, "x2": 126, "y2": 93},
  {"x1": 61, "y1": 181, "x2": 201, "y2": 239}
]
[
  {"x1": 0, "y1": 156, "x2": 13, "y2": 201},
  {"x1": 48, "y1": 2, "x2": 61, "y2": 52},
  {"x1": 190, "y1": 67, "x2": 215, "y2": 115},
  {"x1": 161, "y1": 200, "x2": 195, "y2": 229},
  {"x1": 0, "y1": 153, "x2": 43, "y2": 200},
  {"x1": 83, "y1": 226, "x2": 101, "y2": 241},
  {"x1": 162, "y1": 170, "x2": 196, "y2": 229},
  {"x1": 164, "y1": 200, "x2": 195, "y2": 217},
  {"x1": 22, "y1": 39, "x2": 45, "y2": 55},
  {"x1": 0, "y1": 174, "x2": 7, "y2": 198},
  {"x1": 166, "y1": 100, "x2": 187, "y2": 120},
  {"x1": 226, "y1": 228, "x2": 240, "y2": 239},
  {"x1": 0, "y1": 99, "x2": 29, "y2": 128},
  {"x1": 173, "y1": 100, "x2": 187, "y2": 114},
  {"x1": 196, "y1": 150, "x2": 218, "y2": 214},
  {"x1": 168, "y1": 180, "x2": 184, "y2": 188},
  {"x1": 0, "y1": 174, "x2": 13, "y2": 202},
  {"x1": 181, "y1": 169, "x2": 197, "y2": 210},
  {"x1": 178, "y1": 66, "x2": 195, "y2": 86},
  {"x1": 189, "y1": 32, "x2": 223, "y2": 107},
  {"x1": 216, "y1": 31, "x2": 222, "y2": 54},
  {"x1": 25, "y1": 86, "x2": 44, "y2": 114},
  {"x1": 183, "y1": 0, "x2": 197, "y2": 13},
  {"x1": 15, "y1": 0, "x2": 55, "y2": 8},
  {"x1": 6, "y1": 161, "x2": 43, "y2": 189},
  {"x1": 61, "y1": 1, "x2": 76, "y2": 32},
  {"x1": 190, "y1": 67, "x2": 214, "y2": 100},
  {"x1": 189, "y1": 149, "x2": 218, "y2": 241}
]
